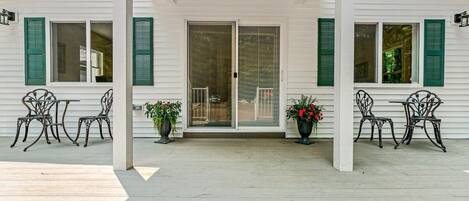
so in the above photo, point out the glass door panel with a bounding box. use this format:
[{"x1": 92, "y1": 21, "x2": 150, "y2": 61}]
[
  {"x1": 188, "y1": 23, "x2": 233, "y2": 127},
  {"x1": 238, "y1": 26, "x2": 280, "y2": 127}
]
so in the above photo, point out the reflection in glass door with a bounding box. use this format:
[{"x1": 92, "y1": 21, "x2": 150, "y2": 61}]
[
  {"x1": 238, "y1": 26, "x2": 280, "y2": 126},
  {"x1": 188, "y1": 22, "x2": 234, "y2": 127}
]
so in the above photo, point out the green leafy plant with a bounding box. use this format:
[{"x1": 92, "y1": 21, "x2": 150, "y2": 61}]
[
  {"x1": 144, "y1": 101, "x2": 182, "y2": 133},
  {"x1": 286, "y1": 95, "x2": 324, "y2": 125}
]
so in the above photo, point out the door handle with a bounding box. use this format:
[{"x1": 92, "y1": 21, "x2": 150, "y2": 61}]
[{"x1": 234, "y1": 72, "x2": 238, "y2": 78}]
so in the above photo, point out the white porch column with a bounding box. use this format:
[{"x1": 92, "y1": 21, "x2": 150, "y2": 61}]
[
  {"x1": 113, "y1": 0, "x2": 133, "y2": 171},
  {"x1": 333, "y1": 0, "x2": 354, "y2": 171}
]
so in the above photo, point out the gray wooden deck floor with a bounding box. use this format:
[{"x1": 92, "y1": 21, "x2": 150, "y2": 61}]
[{"x1": 0, "y1": 137, "x2": 468, "y2": 201}]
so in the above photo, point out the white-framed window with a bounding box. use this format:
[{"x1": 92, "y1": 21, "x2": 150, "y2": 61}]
[
  {"x1": 354, "y1": 22, "x2": 421, "y2": 85},
  {"x1": 51, "y1": 21, "x2": 113, "y2": 83}
]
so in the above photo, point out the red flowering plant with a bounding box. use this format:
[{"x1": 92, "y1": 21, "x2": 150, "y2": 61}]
[{"x1": 286, "y1": 95, "x2": 324, "y2": 125}]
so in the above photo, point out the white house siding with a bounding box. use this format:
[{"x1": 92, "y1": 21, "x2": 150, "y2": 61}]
[
  {"x1": 289, "y1": 0, "x2": 469, "y2": 139},
  {"x1": 0, "y1": 0, "x2": 468, "y2": 139},
  {"x1": 0, "y1": 0, "x2": 330, "y2": 138},
  {"x1": 351, "y1": 0, "x2": 469, "y2": 139}
]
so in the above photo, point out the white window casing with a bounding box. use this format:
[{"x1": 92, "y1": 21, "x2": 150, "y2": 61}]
[{"x1": 354, "y1": 20, "x2": 424, "y2": 88}]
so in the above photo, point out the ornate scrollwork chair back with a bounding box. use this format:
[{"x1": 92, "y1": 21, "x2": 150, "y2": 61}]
[
  {"x1": 22, "y1": 88, "x2": 56, "y2": 117},
  {"x1": 406, "y1": 90, "x2": 441, "y2": 119},
  {"x1": 98, "y1": 89, "x2": 113, "y2": 117},
  {"x1": 356, "y1": 90, "x2": 375, "y2": 118}
]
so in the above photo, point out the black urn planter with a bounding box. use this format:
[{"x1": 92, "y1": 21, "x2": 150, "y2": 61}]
[
  {"x1": 154, "y1": 120, "x2": 174, "y2": 144},
  {"x1": 296, "y1": 119, "x2": 314, "y2": 145}
]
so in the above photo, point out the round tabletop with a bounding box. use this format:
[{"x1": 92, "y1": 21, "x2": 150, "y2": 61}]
[
  {"x1": 389, "y1": 100, "x2": 444, "y2": 104},
  {"x1": 24, "y1": 99, "x2": 80, "y2": 103}
]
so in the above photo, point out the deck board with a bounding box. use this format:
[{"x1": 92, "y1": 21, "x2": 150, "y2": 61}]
[{"x1": 0, "y1": 138, "x2": 468, "y2": 200}]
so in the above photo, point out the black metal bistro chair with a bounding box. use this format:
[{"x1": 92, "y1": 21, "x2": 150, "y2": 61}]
[
  {"x1": 11, "y1": 89, "x2": 57, "y2": 151},
  {"x1": 355, "y1": 90, "x2": 397, "y2": 148},
  {"x1": 395, "y1": 90, "x2": 446, "y2": 152},
  {"x1": 75, "y1": 89, "x2": 113, "y2": 147}
]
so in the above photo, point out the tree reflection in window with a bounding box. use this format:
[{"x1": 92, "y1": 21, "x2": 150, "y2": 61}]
[
  {"x1": 383, "y1": 47, "x2": 402, "y2": 83},
  {"x1": 382, "y1": 24, "x2": 415, "y2": 84}
]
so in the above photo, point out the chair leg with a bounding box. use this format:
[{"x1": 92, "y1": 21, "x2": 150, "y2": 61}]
[
  {"x1": 395, "y1": 125, "x2": 411, "y2": 149},
  {"x1": 406, "y1": 127, "x2": 414, "y2": 145},
  {"x1": 378, "y1": 127, "x2": 383, "y2": 148},
  {"x1": 370, "y1": 122, "x2": 375, "y2": 141},
  {"x1": 11, "y1": 120, "x2": 23, "y2": 148},
  {"x1": 433, "y1": 122, "x2": 446, "y2": 152},
  {"x1": 389, "y1": 120, "x2": 398, "y2": 145},
  {"x1": 44, "y1": 119, "x2": 51, "y2": 145},
  {"x1": 105, "y1": 118, "x2": 113, "y2": 140},
  {"x1": 394, "y1": 125, "x2": 410, "y2": 149},
  {"x1": 75, "y1": 120, "x2": 83, "y2": 144},
  {"x1": 432, "y1": 122, "x2": 442, "y2": 144},
  {"x1": 48, "y1": 118, "x2": 59, "y2": 143},
  {"x1": 355, "y1": 119, "x2": 364, "y2": 142},
  {"x1": 23, "y1": 120, "x2": 30, "y2": 142},
  {"x1": 50, "y1": 125, "x2": 58, "y2": 142},
  {"x1": 84, "y1": 122, "x2": 91, "y2": 147},
  {"x1": 23, "y1": 121, "x2": 46, "y2": 152},
  {"x1": 421, "y1": 120, "x2": 446, "y2": 152},
  {"x1": 98, "y1": 120, "x2": 104, "y2": 140}
]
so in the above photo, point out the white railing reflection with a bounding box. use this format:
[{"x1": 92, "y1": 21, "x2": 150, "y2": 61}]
[
  {"x1": 255, "y1": 87, "x2": 273, "y2": 120},
  {"x1": 192, "y1": 87, "x2": 209, "y2": 124}
]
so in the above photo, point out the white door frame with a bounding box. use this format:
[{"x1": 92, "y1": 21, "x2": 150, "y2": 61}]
[{"x1": 182, "y1": 17, "x2": 288, "y2": 134}]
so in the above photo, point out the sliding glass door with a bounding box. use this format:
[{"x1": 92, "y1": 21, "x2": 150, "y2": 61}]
[
  {"x1": 188, "y1": 22, "x2": 235, "y2": 127},
  {"x1": 187, "y1": 22, "x2": 281, "y2": 130},
  {"x1": 238, "y1": 26, "x2": 280, "y2": 127}
]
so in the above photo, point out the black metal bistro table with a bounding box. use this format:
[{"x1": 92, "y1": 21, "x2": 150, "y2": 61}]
[
  {"x1": 389, "y1": 100, "x2": 445, "y2": 151},
  {"x1": 23, "y1": 99, "x2": 80, "y2": 150},
  {"x1": 389, "y1": 101, "x2": 412, "y2": 144},
  {"x1": 53, "y1": 99, "x2": 80, "y2": 145}
]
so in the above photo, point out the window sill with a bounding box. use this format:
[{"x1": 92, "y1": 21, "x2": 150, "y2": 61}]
[
  {"x1": 47, "y1": 82, "x2": 113, "y2": 87},
  {"x1": 354, "y1": 83, "x2": 423, "y2": 89},
  {"x1": 46, "y1": 82, "x2": 156, "y2": 87}
]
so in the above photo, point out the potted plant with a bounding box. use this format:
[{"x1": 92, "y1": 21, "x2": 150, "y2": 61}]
[
  {"x1": 145, "y1": 101, "x2": 182, "y2": 144},
  {"x1": 286, "y1": 95, "x2": 324, "y2": 145}
]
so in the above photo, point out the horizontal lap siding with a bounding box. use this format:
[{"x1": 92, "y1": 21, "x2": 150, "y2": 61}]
[
  {"x1": 289, "y1": 0, "x2": 469, "y2": 139},
  {"x1": 285, "y1": 0, "x2": 334, "y2": 138},
  {"x1": 0, "y1": 0, "x2": 326, "y2": 138},
  {"x1": 352, "y1": 0, "x2": 469, "y2": 139},
  {"x1": 0, "y1": 0, "x2": 180, "y2": 138},
  {"x1": 0, "y1": 0, "x2": 468, "y2": 139}
]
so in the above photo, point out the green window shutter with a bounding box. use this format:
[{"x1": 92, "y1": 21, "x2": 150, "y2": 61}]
[
  {"x1": 133, "y1": 17, "x2": 154, "y2": 86},
  {"x1": 24, "y1": 17, "x2": 46, "y2": 85},
  {"x1": 317, "y1": 18, "x2": 335, "y2": 86},
  {"x1": 424, "y1": 19, "x2": 445, "y2": 87}
]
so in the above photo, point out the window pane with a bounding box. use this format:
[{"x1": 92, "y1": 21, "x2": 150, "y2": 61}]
[
  {"x1": 52, "y1": 23, "x2": 86, "y2": 82},
  {"x1": 382, "y1": 24, "x2": 416, "y2": 84},
  {"x1": 238, "y1": 26, "x2": 280, "y2": 127},
  {"x1": 188, "y1": 24, "x2": 233, "y2": 127},
  {"x1": 354, "y1": 24, "x2": 377, "y2": 83},
  {"x1": 91, "y1": 22, "x2": 113, "y2": 82}
]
